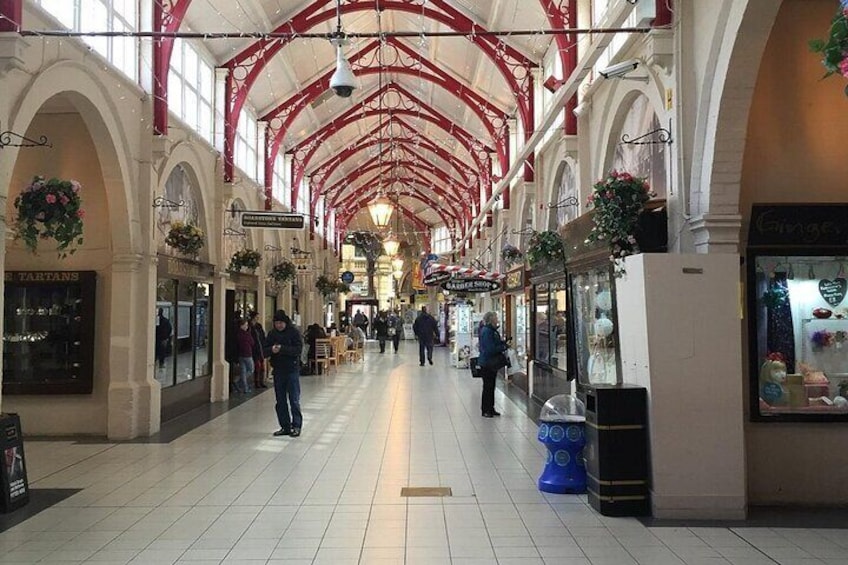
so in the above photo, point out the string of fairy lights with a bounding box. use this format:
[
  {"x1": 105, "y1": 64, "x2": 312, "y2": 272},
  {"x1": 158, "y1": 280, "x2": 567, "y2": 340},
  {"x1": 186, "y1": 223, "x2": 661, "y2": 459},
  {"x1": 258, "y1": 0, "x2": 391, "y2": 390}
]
[{"x1": 6, "y1": 0, "x2": 657, "y2": 252}]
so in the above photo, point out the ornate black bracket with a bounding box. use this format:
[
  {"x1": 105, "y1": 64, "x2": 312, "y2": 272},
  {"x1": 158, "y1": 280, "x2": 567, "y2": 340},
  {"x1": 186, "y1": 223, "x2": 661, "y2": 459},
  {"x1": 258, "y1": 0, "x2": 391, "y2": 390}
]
[
  {"x1": 264, "y1": 244, "x2": 282, "y2": 252},
  {"x1": 152, "y1": 196, "x2": 185, "y2": 209},
  {"x1": 291, "y1": 247, "x2": 312, "y2": 257},
  {"x1": 223, "y1": 227, "x2": 246, "y2": 237},
  {"x1": 621, "y1": 123, "x2": 673, "y2": 146},
  {"x1": 547, "y1": 195, "x2": 579, "y2": 209},
  {"x1": 511, "y1": 227, "x2": 535, "y2": 236},
  {"x1": 0, "y1": 125, "x2": 52, "y2": 149}
]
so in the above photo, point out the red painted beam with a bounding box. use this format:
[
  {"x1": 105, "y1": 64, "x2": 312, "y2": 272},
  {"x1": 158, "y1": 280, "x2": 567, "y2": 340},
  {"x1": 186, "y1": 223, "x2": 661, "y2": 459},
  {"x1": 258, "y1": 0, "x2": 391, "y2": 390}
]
[
  {"x1": 654, "y1": 0, "x2": 673, "y2": 26},
  {"x1": 222, "y1": 0, "x2": 535, "y2": 184},
  {"x1": 0, "y1": 0, "x2": 22, "y2": 32},
  {"x1": 152, "y1": 0, "x2": 193, "y2": 136}
]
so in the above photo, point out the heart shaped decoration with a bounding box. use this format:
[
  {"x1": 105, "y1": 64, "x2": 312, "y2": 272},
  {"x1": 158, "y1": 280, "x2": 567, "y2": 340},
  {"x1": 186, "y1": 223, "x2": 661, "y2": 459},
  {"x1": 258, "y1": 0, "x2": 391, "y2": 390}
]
[{"x1": 819, "y1": 278, "x2": 847, "y2": 307}]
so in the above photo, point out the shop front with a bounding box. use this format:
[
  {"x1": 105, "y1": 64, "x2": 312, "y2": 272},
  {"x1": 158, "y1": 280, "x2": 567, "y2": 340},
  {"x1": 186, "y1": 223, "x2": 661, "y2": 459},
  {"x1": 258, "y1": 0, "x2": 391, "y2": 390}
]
[
  {"x1": 530, "y1": 264, "x2": 569, "y2": 414},
  {"x1": 156, "y1": 255, "x2": 214, "y2": 422},
  {"x1": 502, "y1": 266, "x2": 530, "y2": 394}
]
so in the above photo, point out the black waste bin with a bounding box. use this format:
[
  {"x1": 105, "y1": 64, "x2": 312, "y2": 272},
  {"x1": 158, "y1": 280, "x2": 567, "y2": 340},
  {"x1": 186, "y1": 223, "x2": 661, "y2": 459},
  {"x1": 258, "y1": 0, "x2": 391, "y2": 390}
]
[
  {"x1": 0, "y1": 413, "x2": 29, "y2": 513},
  {"x1": 581, "y1": 385, "x2": 649, "y2": 516}
]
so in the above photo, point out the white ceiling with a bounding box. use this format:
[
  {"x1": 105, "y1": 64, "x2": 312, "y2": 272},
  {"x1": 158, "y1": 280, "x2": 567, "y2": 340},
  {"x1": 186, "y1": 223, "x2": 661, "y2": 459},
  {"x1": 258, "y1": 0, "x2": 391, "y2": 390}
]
[{"x1": 183, "y1": 0, "x2": 554, "y2": 236}]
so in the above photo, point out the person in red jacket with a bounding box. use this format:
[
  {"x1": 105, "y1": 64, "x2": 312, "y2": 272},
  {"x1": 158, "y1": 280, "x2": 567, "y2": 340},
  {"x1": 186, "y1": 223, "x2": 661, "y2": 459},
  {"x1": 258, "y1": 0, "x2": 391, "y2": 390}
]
[{"x1": 235, "y1": 318, "x2": 255, "y2": 394}]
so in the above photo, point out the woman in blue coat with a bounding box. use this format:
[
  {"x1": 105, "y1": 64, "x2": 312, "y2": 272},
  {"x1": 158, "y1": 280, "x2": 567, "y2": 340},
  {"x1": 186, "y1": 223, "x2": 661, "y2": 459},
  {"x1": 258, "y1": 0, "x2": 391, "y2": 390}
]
[{"x1": 477, "y1": 311, "x2": 510, "y2": 417}]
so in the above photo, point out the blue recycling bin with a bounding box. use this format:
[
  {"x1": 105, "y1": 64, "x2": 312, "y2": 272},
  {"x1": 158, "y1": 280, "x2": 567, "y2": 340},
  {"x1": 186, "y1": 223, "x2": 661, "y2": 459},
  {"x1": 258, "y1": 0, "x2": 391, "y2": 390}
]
[{"x1": 537, "y1": 395, "x2": 587, "y2": 494}]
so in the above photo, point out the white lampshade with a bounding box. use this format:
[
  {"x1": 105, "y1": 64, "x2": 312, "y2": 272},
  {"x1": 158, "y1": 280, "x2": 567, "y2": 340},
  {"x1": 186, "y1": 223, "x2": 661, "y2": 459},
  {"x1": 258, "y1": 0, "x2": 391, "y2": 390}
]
[
  {"x1": 383, "y1": 234, "x2": 400, "y2": 257},
  {"x1": 368, "y1": 195, "x2": 394, "y2": 228},
  {"x1": 391, "y1": 257, "x2": 404, "y2": 271}
]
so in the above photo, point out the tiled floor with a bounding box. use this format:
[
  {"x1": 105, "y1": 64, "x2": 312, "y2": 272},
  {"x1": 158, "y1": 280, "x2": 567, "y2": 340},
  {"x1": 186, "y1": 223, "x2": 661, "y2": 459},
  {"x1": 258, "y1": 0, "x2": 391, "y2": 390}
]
[{"x1": 4, "y1": 346, "x2": 848, "y2": 564}]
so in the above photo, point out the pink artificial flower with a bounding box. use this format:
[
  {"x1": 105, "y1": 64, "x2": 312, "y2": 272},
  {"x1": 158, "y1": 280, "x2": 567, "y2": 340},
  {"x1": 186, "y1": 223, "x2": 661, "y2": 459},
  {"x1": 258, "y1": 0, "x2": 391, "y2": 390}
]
[
  {"x1": 605, "y1": 190, "x2": 614, "y2": 199},
  {"x1": 587, "y1": 194, "x2": 595, "y2": 203},
  {"x1": 840, "y1": 56, "x2": 848, "y2": 78},
  {"x1": 643, "y1": 181, "x2": 651, "y2": 191},
  {"x1": 33, "y1": 180, "x2": 45, "y2": 190},
  {"x1": 59, "y1": 195, "x2": 69, "y2": 206},
  {"x1": 45, "y1": 194, "x2": 57, "y2": 204},
  {"x1": 620, "y1": 172, "x2": 632, "y2": 181},
  {"x1": 77, "y1": 209, "x2": 85, "y2": 218},
  {"x1": 70, "y1": 180, "x2": 81, "y2": 193}
]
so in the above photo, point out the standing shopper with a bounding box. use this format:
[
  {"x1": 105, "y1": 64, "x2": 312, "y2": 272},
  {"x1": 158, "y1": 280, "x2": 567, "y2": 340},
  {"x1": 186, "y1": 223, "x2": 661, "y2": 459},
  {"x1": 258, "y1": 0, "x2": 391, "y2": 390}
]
[
  {"x1": 248, "y1": 311, "x2": 267, "y2": 389},
  {"x1": 477, "y1": 311, "x2": 510, "y2": 417},
  {"x1": 412, "y1": 306, "x2": 438, "y2": 366},
  {"x1": 235, "y1": 319, "x2": 255, "y2": 394},
  {"x1": 264, "y1": 310, "x2": 304, "y2": 437},
  {"x1": 374, "y1": 311, "x2": 389, "y2": 353}
]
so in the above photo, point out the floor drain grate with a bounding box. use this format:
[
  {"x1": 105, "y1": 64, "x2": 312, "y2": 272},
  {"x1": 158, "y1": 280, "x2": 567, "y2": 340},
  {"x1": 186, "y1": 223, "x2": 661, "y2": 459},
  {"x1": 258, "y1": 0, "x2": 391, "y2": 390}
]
[{"x1": 401, "y1": 487, "x2": 452, "y2": 497}]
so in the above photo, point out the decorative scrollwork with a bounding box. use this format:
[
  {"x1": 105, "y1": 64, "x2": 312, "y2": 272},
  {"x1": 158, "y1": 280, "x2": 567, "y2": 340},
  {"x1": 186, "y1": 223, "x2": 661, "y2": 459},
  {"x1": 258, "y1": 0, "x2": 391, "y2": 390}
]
[
  {"x1": 547, "y1": 196, "x2": 579, "y2": 209},
  {"x1": 223, "y1": 227, "x2": 247, "y2": 237},
  {"x1": 0, "y1": 128, "x2": 52, "y2": 149},
  {"x1": 152, "y1": 195, "x2": 185, "y2": 209},
  {"x1": 620, "y1": 127, "x2": 673, "y2": 146}
]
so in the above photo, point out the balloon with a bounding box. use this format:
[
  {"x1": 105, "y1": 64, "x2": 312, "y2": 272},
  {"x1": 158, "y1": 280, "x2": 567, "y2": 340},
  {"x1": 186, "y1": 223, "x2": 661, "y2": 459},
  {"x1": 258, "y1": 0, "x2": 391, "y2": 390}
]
[{"x1": 596, "y1": 290, "x2": 613, "y2": 311}]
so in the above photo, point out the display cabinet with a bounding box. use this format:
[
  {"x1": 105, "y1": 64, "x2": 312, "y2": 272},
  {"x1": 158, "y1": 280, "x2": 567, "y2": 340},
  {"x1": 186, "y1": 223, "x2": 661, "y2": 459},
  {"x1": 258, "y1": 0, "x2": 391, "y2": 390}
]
[
  {"x1": 3, "y1": 271, "x2": 96, "y2": 395},
  {"x1": 747, "y1": 204, "x2": 848, "y2": 422}
]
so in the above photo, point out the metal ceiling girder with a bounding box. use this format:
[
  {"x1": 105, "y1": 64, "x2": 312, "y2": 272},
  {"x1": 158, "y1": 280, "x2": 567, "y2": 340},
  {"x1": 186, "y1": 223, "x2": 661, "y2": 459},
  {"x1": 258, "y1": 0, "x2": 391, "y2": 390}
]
[
  {"x1": 289, "y1": 82, "x2": 492, "y2": 208},
  {"x1": 333, "y1": 170, "x2": 465, "y2": 222},
  {"x1": 222, "y1": 0, "x2": 535, "y2": 184},
  {"x1": 152, "y1": 0, "x2": 193, "y2": 136},
  {"x1": 0, "y1": 0, "x2": 22, "y2": 32},
  {"x1": 306, "y1": 116, "x2": 478, "y2": 196},
  {"x1": 322, "y1": 157, "x2": 468, "y2": 209},
  {"x1": 261, "y1": 37, "x2": 510, "y2": 194},
  {"x1": 540, "y1": 0, "x2": 578, "y2": 135}
]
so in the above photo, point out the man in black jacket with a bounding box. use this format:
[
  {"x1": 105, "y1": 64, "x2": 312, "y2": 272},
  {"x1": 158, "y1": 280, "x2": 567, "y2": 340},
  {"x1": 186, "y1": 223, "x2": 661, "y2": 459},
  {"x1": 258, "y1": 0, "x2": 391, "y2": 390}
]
[
  {"x1": 264, "y1": 310, "x2": 304, "y2": 437},
  {"x1": 412, "y1": 306, "x2": 439, "y2": 366}
]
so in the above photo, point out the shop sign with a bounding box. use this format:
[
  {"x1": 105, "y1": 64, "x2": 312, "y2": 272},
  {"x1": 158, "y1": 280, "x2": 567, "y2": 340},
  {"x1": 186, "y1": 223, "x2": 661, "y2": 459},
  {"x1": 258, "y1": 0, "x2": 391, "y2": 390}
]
[
  {"x1": 423, "y1": 270, "x2": 452, "y2": 286},
  {"x1": 441, "y1": 278, "x2": 501, "y2": 293},
  {"x1": 240, "y1": 211, "x2": 305, "y2": 230},
  {"x1": 5, "y1": 271, "x2": 82, "y2": 283},
  {"x1": 230, "y1": 271, "x2": 258, "y2": 289},
  {"x1": 819, "y1": 278, "x2": 847, "y2": 307},
  {"x1": 341, "y1": 271, "x2": 355, "y2": 284},
  {"x1": 158, "y1": 256, "x2": 214, "y2": 281},
  {"x1": 504, "y1": 268, "x2": 526, "y2": 293},
  {"x1": 748, "y1": 204, "x2": 848, "y2": 247}
]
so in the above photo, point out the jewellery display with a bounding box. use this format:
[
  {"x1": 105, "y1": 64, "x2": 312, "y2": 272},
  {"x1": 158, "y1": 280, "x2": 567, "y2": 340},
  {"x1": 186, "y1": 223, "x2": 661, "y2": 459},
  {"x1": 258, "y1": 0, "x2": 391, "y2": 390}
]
[{"x1": 3, "y1": 271, "x2": 96, "y2": 395}]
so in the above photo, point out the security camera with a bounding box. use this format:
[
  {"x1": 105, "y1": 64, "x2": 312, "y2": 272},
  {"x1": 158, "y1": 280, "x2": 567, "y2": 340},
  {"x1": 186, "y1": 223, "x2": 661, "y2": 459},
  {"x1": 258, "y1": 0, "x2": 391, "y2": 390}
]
[
  {"x1": 599, "y1": 59, "x2": 640, "y2": 79},
  {"x1": 329, "y1": 39, "x2": 356, "y2": 98}
]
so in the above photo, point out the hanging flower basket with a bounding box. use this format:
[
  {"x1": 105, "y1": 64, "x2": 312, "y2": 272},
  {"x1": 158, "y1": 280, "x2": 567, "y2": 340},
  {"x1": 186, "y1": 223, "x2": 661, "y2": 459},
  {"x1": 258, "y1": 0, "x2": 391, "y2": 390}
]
[
  {"x1": 315, "y1": 274, "x2": 335, "y2": 297},
  {"x1": 809, "y1": 2, "x2": 848, "y2": 96},
  {"x1": 501, "y1": 244, "x2": 524, "y2": 267},
  {"x1": 165, "y1": 221, "x2": 205, "y2": 257},
  {"x1": 587, "y1": 170, "x2": 656, "y2": 275},
  {"x1": 269, "y1": 260, "x2": 297, "y2": 285},
  {"x1": 526, "y1": 230, "x2": 565, "y2": 270},
  {"x1": 228, "y1": 248, "x2": 262, "y2": 273},
  {"x1": 13, "y1": 176, "x2": 85, "y2": 257}
]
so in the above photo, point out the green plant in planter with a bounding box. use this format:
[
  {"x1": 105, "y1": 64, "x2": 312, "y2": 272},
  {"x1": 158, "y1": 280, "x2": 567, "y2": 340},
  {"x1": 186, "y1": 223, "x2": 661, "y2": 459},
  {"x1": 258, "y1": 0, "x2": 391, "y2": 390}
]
[
  {"x1": 229, "y1": 248, "x2": 262, "y2": 273},
  {"x1": 165, "y1": 221, "x2": 205, "y2": 257},
  {"x1": 526, "y1": 230, "x2": 565, "y2": 269},
  {"x1": 315, "y1": 274, "x2": 335, "y2": 297},
  {"x1": 13, "y1": 176, "x2": 85, "y2": 257},
  {"x1": 587, "y1": 170, "x2": 655, "y2": 275},
  {"x1": 809, "y1": 3, "x2": 848, "y2": 96},
  {"x1": 269, "y1": 260, "x2": 297, "y2": 285}
]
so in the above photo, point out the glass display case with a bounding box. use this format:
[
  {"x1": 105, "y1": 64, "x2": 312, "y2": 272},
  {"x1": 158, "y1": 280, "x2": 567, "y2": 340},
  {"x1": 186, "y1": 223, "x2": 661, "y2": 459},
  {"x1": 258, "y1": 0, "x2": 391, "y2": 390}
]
[
  {"x1": 571, "y1": 266, "x2": 621, "y2": 387},
  {"x1": 3, "y1": 271, "x2": 96, "y2": 394},
  {"x1": 747, "y1": 204, "x2": 848, "y2": 421}
]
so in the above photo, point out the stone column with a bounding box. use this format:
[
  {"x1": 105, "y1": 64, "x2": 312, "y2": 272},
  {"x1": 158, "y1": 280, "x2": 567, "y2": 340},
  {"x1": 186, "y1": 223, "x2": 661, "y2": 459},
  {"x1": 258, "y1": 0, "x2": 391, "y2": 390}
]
[
  {"x1": 107, "y1": 253, "x2": 161, "y2": 439},
  {"x1": 689, "y1": 213, "x2": 743, "y2": 254},
  {"x1": 210, "y1": 268, "x2": 230, "y2": 402}
]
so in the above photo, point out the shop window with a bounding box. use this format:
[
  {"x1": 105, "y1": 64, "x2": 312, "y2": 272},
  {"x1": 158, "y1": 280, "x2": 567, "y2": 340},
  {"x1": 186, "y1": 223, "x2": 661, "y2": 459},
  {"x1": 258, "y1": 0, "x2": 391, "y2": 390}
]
[
  {"x1": 750, "y1": 255, "x2": 848, "y2": 419},
  {"x1": 155, "y1": 279, "x2": 213, "y2": 388},
  {"x1": 549, "y1": 280, "x2": 568, "y2": 372},
  {"x1": 571, "y1": 267, "x2": 620, "y2": 386},
  {"x1": 535, "y1": 283, "x2": 550, "y2": 364}
]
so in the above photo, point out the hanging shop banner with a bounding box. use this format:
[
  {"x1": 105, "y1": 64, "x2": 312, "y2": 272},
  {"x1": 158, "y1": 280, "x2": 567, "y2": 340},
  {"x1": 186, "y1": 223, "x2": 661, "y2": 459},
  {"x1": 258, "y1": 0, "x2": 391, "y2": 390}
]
[
  {"x1": 424, "y1": 262, "x2": 504, "y2": 282},
  {"x1": 423, "y1": 270, "x2": 452, "y2": 286},
  {"x1": 504, "y1": 267, "x2": 527, "y2": 293},
  {"x1": 241, "y1": 212, "x2": 305, "y2": 230},
  {"x1": 157, "y1": 255, "x2": 214, "y2": 282},
  {"x1": 442, "y1": 278, "x2": 502, "y2": 293},
  {"x1": 412, "y1": 262, "x2": 425, "y2": 290}
]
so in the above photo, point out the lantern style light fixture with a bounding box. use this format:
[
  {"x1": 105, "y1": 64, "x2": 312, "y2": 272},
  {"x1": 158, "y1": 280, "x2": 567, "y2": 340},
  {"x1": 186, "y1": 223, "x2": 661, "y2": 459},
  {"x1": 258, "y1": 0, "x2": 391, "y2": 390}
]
[
  {"x1": 368, "y1": 195, "x2": 394, "y2": 228},
  {"x1": 392, "y1": 269, "x2": 404, "y2": 280},
  {"x1": 383, "y1": 233, "x2": 400, "y2": 257},
  {"x1": 391, "y1": 256, "x2": 404, "y2": 272}
]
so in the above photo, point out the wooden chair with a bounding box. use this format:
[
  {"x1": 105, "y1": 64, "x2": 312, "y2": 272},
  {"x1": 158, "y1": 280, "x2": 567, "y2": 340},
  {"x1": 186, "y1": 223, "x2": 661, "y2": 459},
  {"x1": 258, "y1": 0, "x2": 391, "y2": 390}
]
[
  {"x1": 332, "y1": 336, "x2": 347, "y2": 365},
  {"x1": 311, "y1": 339, "x2": 335, "y2": 374}
]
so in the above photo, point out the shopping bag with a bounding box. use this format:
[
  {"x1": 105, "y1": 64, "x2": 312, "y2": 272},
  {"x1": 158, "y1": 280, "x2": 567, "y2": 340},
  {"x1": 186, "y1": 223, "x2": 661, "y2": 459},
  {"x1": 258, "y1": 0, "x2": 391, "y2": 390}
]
[
  {"x1": 506, "y1": 349, "x2": 522, "y2": 376},
  {"x1": 469, "y1": 357, "x2": 482, "y2": 378}
]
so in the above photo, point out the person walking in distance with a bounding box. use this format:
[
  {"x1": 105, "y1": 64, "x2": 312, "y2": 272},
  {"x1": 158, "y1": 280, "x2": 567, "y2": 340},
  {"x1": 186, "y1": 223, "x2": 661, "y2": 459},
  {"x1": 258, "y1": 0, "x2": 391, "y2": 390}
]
[
  {"x1": 248, "y1": 311, "x2": 267, "y2": 389},
  {"x1": 374, "y1": 311, "x2": 389, "y2": 353},
  {"x1": 413, "y1": 306, "x2": 438, "y2": 366},
  {"x1": 388, "y1": 309, "x2": 403, "y2": 353},
  {"x1": 155, "y1": 308, "x2": 172, "y2": 369},
  {"x1": 264, "y1": 310, "x2": 304, "y2": 437},
  {"x1": 235, "y1": 318, "x2": 254, "y2": 394},
  {"x1": 353, "y1": 309, "x2": 369, "y2": 338}
]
